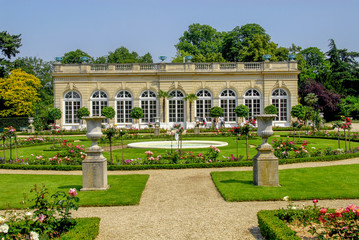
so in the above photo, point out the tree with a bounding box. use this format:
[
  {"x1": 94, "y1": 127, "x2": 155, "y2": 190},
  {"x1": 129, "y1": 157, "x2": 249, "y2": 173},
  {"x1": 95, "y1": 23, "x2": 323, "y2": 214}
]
[
  {"x1": 48, "y1": 108, "x2": 62, "y2": 123},
  {"x1": 209, "y1": 107, "x2": 223, "y2": 128},
  {"x1": 101, "y1": 106, "x2": 115, "y2": 120},
  {"x1": 222, "y1": 23, "x2": 268, "y2": 62},
  {"x1": 0, "y1": 30, "x2": 22, "y2": 77},
  {"x1": 130, "y1": 107, "x2": 144, "y2": 129},
  {"x1": 13, "y1": 57, "x2": 54, "y2": 119},
  {"x1": 339, "y1": 96, "x2": 359, "y2": 117},
  {"x1": 174, "y1": 23, "x2": 225, "y2": 62},
  {"x1": 183, "y1": 94, "x2": 198, "y2": 122},
  {"x1": 158, "y1": 90, "x2": 172, "y2": 122},
  {"x1": 61, "y1": 49, "x2": 92, "y2": 64},
  {"x1": 239, "y1": 34, "x2": 280, "y2": 62},
  {"x1": 0, "y1": 69, "x2": 41, "y2": 117},
  {"x1": 107, "y1": 47, "x2": 153, "y2": 63},
  {"x1": 76, "y1": 107, "x2": 90, "y2": 122},
  {"x1": 234, "y1": 104, "x2": 249, "y2": 123},
  {"x1": 264, "y1": 105, "x2": 278, "y2": 115},
  {"x1": 291, "y1": 104, "x2": 305, "y2": 141}
]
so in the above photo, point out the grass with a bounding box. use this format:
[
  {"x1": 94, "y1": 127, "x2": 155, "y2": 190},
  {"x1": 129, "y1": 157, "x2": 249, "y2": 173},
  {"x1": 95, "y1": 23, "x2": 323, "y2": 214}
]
[
  {"x1": 58, "y1": 217, "x2": 100, "y2": 240},
  {"x1": 211, "y1": 164, "x2": 359, "y2": 201},
  {"x1": 0, "y1": 174, "x2": 149, "y2": 209}
]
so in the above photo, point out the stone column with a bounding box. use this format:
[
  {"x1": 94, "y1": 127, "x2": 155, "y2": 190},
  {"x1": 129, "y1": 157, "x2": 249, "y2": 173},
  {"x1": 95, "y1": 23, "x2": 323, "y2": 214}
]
[
  {"x1": 253, "y1": 114, "x2": 279, "y2": 186},
  {"x1": 81, "y1": 116, "x2": 110, "y2": 191}
]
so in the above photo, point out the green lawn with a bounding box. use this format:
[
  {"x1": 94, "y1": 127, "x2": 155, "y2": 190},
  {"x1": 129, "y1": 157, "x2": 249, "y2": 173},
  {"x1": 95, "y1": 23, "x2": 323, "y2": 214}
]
[
  {"x1": 211, "y1": 164, "x2": 359, "y2": 201},
  {"x1": 3, "y1": 135, "x2": 359, "y2": 163},
  {"x1": 0, "y1": 174, "x2": 149, "y2": 209}
]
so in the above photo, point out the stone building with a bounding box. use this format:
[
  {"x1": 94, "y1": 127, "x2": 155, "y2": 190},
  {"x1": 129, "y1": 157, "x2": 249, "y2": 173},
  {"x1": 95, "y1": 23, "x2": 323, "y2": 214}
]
[{"x1": 52, "y1": 61, "x2": 299, "y2": 129}]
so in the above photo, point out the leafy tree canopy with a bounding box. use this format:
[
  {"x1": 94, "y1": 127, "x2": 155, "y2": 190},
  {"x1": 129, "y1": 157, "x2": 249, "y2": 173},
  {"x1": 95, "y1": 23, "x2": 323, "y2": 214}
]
[
  {"x1": 234, "y1": 105, "x2": 249, "y2": 118},
  {"x1": 101, "y1": 106, "x2": 115, "y2": 119},
  {"x1": 130, "y1": 107, "x2": 144, "y2": 119},
  {"x1": 0, "y1": 69, "x2": 41, "y2": 117},
  {"x1": 0, "y1": 30, "x2": 22, "y2": 77},
  {"x1": 61, "y1": 49, "x2": 92, "y2": 64},
  {"x1": 106, "y1": 47, "x2": 153, "y2": 64},
  {"x1": 209, "y1": 106, "x2": 224, "y2": 118},
  {"x1": 76, "y1": 107, "x2": 90, "y2": 120}
]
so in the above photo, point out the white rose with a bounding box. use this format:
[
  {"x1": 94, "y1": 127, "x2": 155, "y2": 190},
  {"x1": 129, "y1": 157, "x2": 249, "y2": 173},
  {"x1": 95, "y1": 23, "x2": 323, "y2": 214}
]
[
  {"x1": 291, "y1": 206, "x2": 297, "y2": 210},
  {"x1": 283, "y1": 196, "x2": 289, "y2": 201},
  {"x1": 0, "y1": 216, "x2": 5, "y2": 224},
  {"x1": 25, "y1": 212, "x2": 32, "y2": 218},
  {"x1": 30, "y1": 231, "x2": 39, "y2": 240},
  {"x1": 0, "y1": 223, "x2": 9, "y2": 233}
]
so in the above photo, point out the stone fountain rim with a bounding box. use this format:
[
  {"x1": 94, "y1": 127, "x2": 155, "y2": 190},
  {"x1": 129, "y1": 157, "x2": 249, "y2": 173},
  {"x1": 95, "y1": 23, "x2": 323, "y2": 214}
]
[{"x1": 254, "y1": 114, "x2": 277, "y2": 118}]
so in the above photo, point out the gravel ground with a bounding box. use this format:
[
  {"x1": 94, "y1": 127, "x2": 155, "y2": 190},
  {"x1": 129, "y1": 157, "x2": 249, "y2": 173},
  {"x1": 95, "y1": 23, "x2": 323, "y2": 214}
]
[{"x1": 1, "y1": 158, "x2": 359, "y2": 239}]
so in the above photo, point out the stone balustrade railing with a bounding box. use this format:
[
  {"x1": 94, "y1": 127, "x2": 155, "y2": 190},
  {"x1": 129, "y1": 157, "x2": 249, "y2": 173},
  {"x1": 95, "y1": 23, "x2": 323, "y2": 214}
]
[{"x1": 53, "y1": 61, "x2": 298, "y2": 74}]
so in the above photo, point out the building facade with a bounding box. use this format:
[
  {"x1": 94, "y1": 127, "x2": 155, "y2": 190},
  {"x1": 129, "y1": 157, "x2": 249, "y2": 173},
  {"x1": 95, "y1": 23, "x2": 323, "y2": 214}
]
[{"x1": 53, "y1": 61, "x2": 299, "y2": 129}]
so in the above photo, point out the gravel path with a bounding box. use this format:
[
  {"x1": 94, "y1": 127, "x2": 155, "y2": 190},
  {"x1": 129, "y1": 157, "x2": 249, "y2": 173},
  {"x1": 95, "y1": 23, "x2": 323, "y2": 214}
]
[{"x1": 1, "y1": 158, "x2": 359, "y2": 239}]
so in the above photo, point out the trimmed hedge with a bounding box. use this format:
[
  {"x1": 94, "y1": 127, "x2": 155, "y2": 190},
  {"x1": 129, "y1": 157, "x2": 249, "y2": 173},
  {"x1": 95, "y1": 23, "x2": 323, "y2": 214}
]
[
  {"x1": 58, "y1": 217, "x2": 100, "y2": 240},
  {"x1": 1, "y1": 151, "x2": 359, "y2": 171},
  {"x1": 0, "y1": 117, "x2": 29, "y2": 130},
  {"x1": 257, "y1": 210, "x2": 300, "y2": 240}
]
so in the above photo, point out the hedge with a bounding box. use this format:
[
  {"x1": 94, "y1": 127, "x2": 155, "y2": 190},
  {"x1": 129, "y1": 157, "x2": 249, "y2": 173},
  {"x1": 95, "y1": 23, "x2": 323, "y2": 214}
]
[
  {"x1": 1, "y1": 151, "x2": 359, "y2": 171},
  {"x1": 257, "y1": 210, "x2": 300, "y2": 240},
  {"x1": 58, "y1": 217, "x2": 100, "y2": 240},
  {"x1": 0, "y1": 117, "x2": 29, "y2": 130}
]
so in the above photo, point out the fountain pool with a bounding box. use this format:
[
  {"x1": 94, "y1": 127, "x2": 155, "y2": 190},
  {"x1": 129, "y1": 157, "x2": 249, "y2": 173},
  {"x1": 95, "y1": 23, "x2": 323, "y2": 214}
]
[{"x1": 127, "y1": 140, "x2": 228, "y2": 149}]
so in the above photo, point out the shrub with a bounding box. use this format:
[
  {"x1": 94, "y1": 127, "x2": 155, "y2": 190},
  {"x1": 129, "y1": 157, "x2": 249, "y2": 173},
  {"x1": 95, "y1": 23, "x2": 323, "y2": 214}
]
[
  {"x1": 101, "y1": 106, "x2": 115, "y2": 119},
  {"x1": 291, "y1": 104, "x2": 305, "y2": 120},
  {"x1": 130, "y1": 107, "x2": 144, "y2": 119},
  {"x1": 76, "y1": 107, "x2": 90, "y2": 120},
  {"x1": 0, "y1": 117, "x2": 29, "y2": 130},
  {"x1": 234, "y1": 105, "x2": 249, "y2": 118},
  {"x1": 48, "y1": 108, "x2": 62, "y2": 122},
  {"x1": 209, "y1": 106, "x2": 223, "y2": 118},
  {"x1": 264, "y1": 105, "x2": 278, "y2": 115}
]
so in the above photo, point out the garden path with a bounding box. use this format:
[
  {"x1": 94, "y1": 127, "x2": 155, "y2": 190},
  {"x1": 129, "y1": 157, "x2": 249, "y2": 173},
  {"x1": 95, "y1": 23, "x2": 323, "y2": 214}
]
[{"x1": 1, "y1": 158, "x2": 359, "y2": 239}]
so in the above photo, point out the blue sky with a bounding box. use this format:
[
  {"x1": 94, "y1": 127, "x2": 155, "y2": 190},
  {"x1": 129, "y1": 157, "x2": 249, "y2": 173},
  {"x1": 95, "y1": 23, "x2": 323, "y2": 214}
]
[{"x1": 1, "y1": 0, "x2": 358, "y2": 62}]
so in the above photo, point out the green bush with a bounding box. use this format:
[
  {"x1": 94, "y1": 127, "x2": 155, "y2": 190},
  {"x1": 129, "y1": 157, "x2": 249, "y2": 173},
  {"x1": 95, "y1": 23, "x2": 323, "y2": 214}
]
[
  {"x1": 264, "y1": 105, "x2": 278, "y2": 115},
  {"x1": 257, "y1": 210, "x2": 300, "y2": 240},
  {"x1": 130, "y1": 107, "x2": 144, "y2": 119},
  {"x1": 48, "y1": 108, "x2": 62, "y2": 122},
  {"x1": 209, "y1": 106, "x2": 224, "y2": 118},
  {"x1": 234, "y1": 105, "x2": 249, "y2": 118},
  {"x1": 101, "y1": 106, "x2": 115, "y2": 119},
  {"x1": 59, "y1": 217, "x2": 100, "y2": 240},
  {"x1": 76, "y1": 107, "x2": 90, "y2": 120}
]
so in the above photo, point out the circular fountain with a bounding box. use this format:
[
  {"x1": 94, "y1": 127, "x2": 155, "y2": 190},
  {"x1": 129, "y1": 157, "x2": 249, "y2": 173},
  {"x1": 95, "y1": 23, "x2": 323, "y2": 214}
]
[{"x1": 127, "y1": 140, "x2": 228, "y2": 149}]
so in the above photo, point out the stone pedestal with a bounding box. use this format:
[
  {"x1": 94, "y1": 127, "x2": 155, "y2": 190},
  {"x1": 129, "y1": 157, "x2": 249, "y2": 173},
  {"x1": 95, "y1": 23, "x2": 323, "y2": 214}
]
[
  {"x1": 194, "y1": 127, "x2": 200, "y2": 135},
  {"x1": 81, "y1": 116, "x2": 109, "y2": 191},
  {"x1": 28, "y1": 117, "x2": 35, "y2": 133},
  {"x1": 154, "y1": 126, "x2": 160, "y2": 136},
  {"x1": 253, "y1": 114, "x2": 279, "y2": 186}
]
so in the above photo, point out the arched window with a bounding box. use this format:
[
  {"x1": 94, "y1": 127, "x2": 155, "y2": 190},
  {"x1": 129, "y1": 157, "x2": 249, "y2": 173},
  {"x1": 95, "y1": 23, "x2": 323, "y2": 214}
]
[
  {"x1": 64, "y1": 91, "x2": 81, "y2": 124},
  {"x1": 220, "y1": 89, "x2": 236, "y2": 122},
  {"x1": 91, "y1": 90, "x2": 108, "y2": 117},
  {"x1": 168, "y1": 90, "x2": 185, "y2": 123},
  {"x1": 140, "y1": 90, "x2": 157, "y2": 123},
  {"x1": 244, "y1": 89, "x2": 261, "y2": 119},
  {"x1": 271, "y1": 88, "x2": 289, "y2": 121},
  {"x1": 116, "y1": 90, "x2": 132, "y2": 123},
  {"x1": 196, "y1": 89, "x2": 212, "y2": 121}
]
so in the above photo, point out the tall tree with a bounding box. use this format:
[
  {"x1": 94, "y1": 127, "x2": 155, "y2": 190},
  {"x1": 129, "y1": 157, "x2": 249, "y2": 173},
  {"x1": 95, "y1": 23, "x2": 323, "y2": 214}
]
[
  {"x1": 0, "y1": 30, "x2": 22, "y2": 77},
  {"x1": 183, "y1": 94, "x2": 198, "y2": 122},
  {"x1": 61, "y1": 49, "x2": 92, "y2": 64},
  {"x1": 222, "y1": 23, "x2": 268, "y2": 62},
  {"x1": 13, "y1": 57, "x2": 54, "y2": 119},
  {"x1": 238, "y1": 34, "x2": 279, "y2": 62},
  {"x1": 174, "y1": 23, "x2": 225, "y2": 62},
  {"x1": 0, "y1": 69, "x2": 41, "y2": 117},
  {"x1": 106, "y1": 47, "x2": 153, "y2": 63}
]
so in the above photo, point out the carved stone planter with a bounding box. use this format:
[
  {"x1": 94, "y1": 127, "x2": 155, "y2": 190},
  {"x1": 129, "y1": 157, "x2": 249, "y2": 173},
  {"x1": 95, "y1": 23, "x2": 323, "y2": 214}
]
[
  {"x1": 81, "y1": 116, "x2": 109, "y2": 191},
  {"x1": 253, "y1": 114, "x2": 279, "y2": 186}
]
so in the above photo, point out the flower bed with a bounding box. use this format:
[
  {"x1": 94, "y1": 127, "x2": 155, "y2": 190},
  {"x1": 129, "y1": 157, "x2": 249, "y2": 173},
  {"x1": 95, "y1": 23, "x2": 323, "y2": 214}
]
[{"x1": 258, "y1": 198, "x2": 359, "y2": 239}]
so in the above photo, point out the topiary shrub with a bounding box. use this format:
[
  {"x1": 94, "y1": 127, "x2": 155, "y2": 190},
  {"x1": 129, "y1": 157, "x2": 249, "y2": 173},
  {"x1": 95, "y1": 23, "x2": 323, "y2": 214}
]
[
  {"x1": 209, "y1": 106, "x2": 224, "y2": 118},
  {"x1": 291, "y1": 104, "x2": 305, "y2": 120},
  {"x1": 76, "y1": 107, "x2": 90, "y2": 120},
  {"x1": 234, "y1": 105, "x2": 249, "y2": 119},
  {"x1": 101, "y1": 106, "x2": 115, "y2": 119},
  {"x1": 48, "y1": 108, "x2": 62, "y2": 123},
  {"x1": 130, "y1": 107, "x2": 144, "y2": 119},
  {"x1": 264, "y1": 105, "x2": 278, "y2": 115}
]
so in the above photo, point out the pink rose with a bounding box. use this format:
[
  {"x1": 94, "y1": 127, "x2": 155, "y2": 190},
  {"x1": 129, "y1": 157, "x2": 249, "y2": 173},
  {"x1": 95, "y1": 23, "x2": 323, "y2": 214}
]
[
  {"x1": 38, "y1": 213, "x2": 46, "y2": 223},
  {"x1": 320, "y1": 208, "x2": 327, "y2": 214},
  {"x1": 313, "y1": 199, "x2": 318, "y2": 203},
  {"x1": 69, "y1": 188, "x2": 77, "y2": 197}
]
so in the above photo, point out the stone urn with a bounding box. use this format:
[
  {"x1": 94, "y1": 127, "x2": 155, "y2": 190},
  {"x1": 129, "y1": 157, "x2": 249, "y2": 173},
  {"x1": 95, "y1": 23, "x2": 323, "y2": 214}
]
[
  {"x1": 252, "y1": 114, "x2": 279, "y2": 186},
  {"x1": 28, "y1": 117, "x2": 34, "y2": 133},
  {"x1": 81, "y1": 116, "x2": 109, "y2": 191}
]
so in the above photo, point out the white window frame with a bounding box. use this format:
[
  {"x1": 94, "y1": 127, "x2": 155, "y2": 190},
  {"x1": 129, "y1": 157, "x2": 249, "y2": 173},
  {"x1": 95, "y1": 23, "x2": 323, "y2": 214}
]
[
  {"x1": 115, "y1": 90, "x2": 133, "y2": 124},
  {"x1": 63, "y1": 91, "x2": 81, "y2": 125},
  {"x1": 220, "y1": 89, "x2": 237, "y2": 122},
  {"x1": 271, "y1": 88, "x2": 289, "y2": 122}
]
